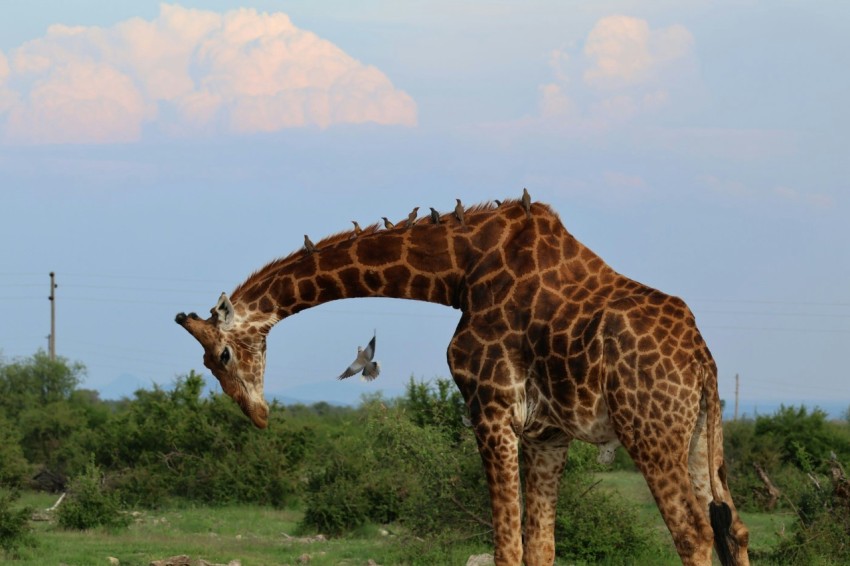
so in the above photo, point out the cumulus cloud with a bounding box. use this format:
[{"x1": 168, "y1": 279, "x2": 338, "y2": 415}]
[
  {"x1": 0, "y1": 4, "x2": 417, "y2": 144},
  {"x1": 537, "y1": 15, "x2": 696, "y2": 132}
]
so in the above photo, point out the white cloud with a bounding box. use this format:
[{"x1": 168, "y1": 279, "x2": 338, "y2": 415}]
[
  {"x1": 537, "y1": 15, "x2": 695, "y2": 133},
  {"x1": 0, "y1": 4, "x2": 417, "y2": 144},
  {"x1": 700, "y1": 175, "x2": 833, "y2": 209}
]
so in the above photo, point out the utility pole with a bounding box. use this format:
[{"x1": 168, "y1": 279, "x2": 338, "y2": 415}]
[
  {"x1": 734, "y1": 373, "x2": 739, "y2": 421},
  {"x1": 48, "y1": 272, "x2": 57, "y2": 360}
]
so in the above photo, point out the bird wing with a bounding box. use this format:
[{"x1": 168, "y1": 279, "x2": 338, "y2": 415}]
[
  {"x1": 362, "y1": 334, "x2": 376, "y2": 361},
  {"x1": 339, "y1": 346, "x2": 366, "y2": 379}
]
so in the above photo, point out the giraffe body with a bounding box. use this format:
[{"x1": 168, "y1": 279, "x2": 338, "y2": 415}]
[{"x1": 176, "y1": 199, "x2": 749, "y2": 566}]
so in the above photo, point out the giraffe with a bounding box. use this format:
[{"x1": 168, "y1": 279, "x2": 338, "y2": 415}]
[{"x1": 175, "y1": 198, "x2": 749, "y2": 566}]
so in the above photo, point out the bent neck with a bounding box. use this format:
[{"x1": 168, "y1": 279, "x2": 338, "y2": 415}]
[{"x1": 230, "y1": 219, "x2": 470, "y2": 324}]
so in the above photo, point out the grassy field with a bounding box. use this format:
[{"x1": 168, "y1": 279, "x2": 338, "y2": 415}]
[
  {"x1": 594, "y1": 470, "x2": 790, "y2": 563},
  {"x1": 7, "y1": 473, "x2": 785, "y2": 565},
  {"x1": 10, "y1": 491, "x2": 489, "y2": 566}
]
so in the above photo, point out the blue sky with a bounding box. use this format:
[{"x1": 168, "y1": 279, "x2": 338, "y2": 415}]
[{"x1": 1, "y1": 1, "x2": 848, "y2": 416}]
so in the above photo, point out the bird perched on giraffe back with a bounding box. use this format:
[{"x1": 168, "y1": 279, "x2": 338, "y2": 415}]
[
  {"x1": 429, "y1": 207, "x2": 441, "y2": 224},
  {"x1": 521, "y1": 187, "x2": 532, "y2": 218},
  {"x1": 339, "y1": 333, "x2": 380, "y2": 381},
  {"x1": 405, "y1": 207, "x2": 419, "y2": 229},
  {"x1": 304, "y1": 235, "x2": 317, "y2": 253},
  {"x1": 351, "y1": 221, "x2": 362, "y2": 237},
  {"x1": 454, "y1": 198, "x2": 466, "y2": 227},
  {"x1": 382, "y1": 217, "x2": 395, "y2": 230}
]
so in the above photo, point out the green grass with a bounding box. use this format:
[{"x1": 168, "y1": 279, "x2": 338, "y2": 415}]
[
  {"x1": 7, "y1": 474, "x2": 787, "y2": 565},
  {"x1": 8, "y1": 493, "x2": 491, "y2": 565},
  {"x1": 594, "y1": 470, "x2": 788, "y2": 563}
]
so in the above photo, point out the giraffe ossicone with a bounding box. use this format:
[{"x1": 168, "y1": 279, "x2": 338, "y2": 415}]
[{"x1": 176, "y1": 197, "x2": 750, "y2": 566}]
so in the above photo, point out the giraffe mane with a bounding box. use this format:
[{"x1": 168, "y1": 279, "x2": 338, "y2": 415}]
[{"x1": 231, "y1": 198, "x2": 555, "y2": 300}]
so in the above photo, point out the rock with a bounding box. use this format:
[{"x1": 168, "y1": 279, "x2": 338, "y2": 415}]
[
  {"x1": 148, "y1": 556, "x2": 191, "y2": 566},
  {"x1": 465, "y1": 554, "x2": 495, "y2": 566}
]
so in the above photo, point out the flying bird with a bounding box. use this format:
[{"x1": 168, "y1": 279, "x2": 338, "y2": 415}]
[
  {"x1": 521, "y1": 187, "x2": 532, "y2": 218},
  {"x1": 382, "y1": 217, "x2": 395, "y2": 230},
  {"x1": 304, "y1": 235, "x2": 317, "y2": 253},
  {"x1": 339, "y1": 332, "x2": 380, "y2": 381},
  {"x1": 351, "y1": 221, "x2": 363, "y2": 236},
  {"x1": 405, "y1": 207, "x2": 420, "y2": 229},
  {"x1": 454, "y1": 198, "x2": 465, "y2": 227},
  {"x1": 429, "y1": 207, "x2": 441, "y2": 224}
]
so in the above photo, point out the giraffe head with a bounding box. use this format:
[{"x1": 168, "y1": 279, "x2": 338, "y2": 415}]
[{"x1": 175, "y1": 293, "x2": 270, "y2": 428}]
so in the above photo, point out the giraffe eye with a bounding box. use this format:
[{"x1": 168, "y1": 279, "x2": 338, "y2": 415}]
[{"x1": 219, "y1": 347, "x2": 231, "y2": 365}]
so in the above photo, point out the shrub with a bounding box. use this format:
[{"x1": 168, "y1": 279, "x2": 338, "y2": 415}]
[
  {"x1": 770, "y1": 472, "x2": 850, "y2": 565},
  {"x1": 57, "y1": 460, "x2": 129, "y2": 531},
  {"x1": 554, "y1": 471, "x2": 656, "y2": 563},
  {"x1": 300, "y1": 397, "x2": 489, "y2": 537},
  {"x1": 0, "y1": 490, "x2": 34, "y2": 558},
  {"x1": 552, "y1": 446, "x2": 659, "y2": 563},
  {"x1": 0, "y1": 416, "x2": 29, "y2": 489}
]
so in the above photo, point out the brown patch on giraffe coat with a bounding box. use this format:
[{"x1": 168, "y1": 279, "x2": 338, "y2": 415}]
[{"x1": 357, "y1": 235, "x2": 403, "y2": 266}]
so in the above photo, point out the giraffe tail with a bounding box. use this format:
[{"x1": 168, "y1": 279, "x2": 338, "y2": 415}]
[{"x1": 703, "y1": 363, "x2": 741, "y2": 566}]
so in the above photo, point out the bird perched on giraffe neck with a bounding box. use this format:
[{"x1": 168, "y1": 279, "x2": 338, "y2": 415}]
[
  {"x1": 382, "y1": 217, "x2": 395, "y2": 230},
  {"x1": 405, "y1": 207, "x2": 420, "y2": 229},
  {"x1": 454, "y1": 198, "x2": 465, "y2": 227},
  {"x1": 351, "y1": 221, "x2": 362, "y2": 237},
  {"x1": 304, "y1": 235, "x2": 317, "y2": 253},
  {"x1": 521, "y1": 187, "x2": 532, "y2": 218},
  {"x1": 429, "y1": 207, "x2": 441, "y2": 224}
]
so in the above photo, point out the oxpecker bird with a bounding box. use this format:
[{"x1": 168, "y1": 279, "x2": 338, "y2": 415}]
[
  {"x1": 382, "y1": 217, "x2": 395, "y2": 230},
  {"x1": 405, "y1": 207, "x2": 420, "y2": 229},
  {"x1": 339, "y1": 332, "x2": 380, "y2": 381},
  {"x1": 494, "y1": 199, "x2": 503, "y2": 207},
  {"x1": 454, "y1": 199, "x2": 465, "y2": 227},
  {"x1": 429, "y1": 207, "x2": 441, "y2": 224},
  {"x1": 351, "y1": 221, "x2": 363, "y2": 236},
  {"x1": 521, "y1": 187, "x2": 532, "y2": 218},
  {"x1": 304, "y1": 235, "x2": 317, "y2": 253}
]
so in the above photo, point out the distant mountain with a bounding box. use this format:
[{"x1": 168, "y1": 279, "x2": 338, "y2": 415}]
[
  {"x1": 96, "y1": 373, "x2": 158, "y2": 400},
  {"x1": 268, "y1": 377, "x2": 407, "y2": 407},
  {"x1": 725, "y1": 400, "x2": 848, "y2": 421}
]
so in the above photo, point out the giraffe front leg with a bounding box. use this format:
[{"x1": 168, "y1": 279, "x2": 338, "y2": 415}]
[
  {"x1": 472, "y1": 414, "x2": 524, "y2": 566},
  {"x1": 521, "y1": 435, "x2": 569, "y2": 566}
]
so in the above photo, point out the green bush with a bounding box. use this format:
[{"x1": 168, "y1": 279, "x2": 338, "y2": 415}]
[
  {"x1": 554, "y1": 471, "x2": 656, "y2": 563},
  {"x1": 0, "y1": 490, "x2": 34, "y2": 557},
  {"x1": 57, "y1": 460, "x2": 129, "y2": 531},
  {"x1": 92, "y1": 373, "x2": 309, "y2": 508},
  {"x1": 770, "y1": 473, "x2": 850, "y2": 565},
  {"x1": 300, "y1": 395, "x2": 489, "y2": 537},
  {"x1": 0, "y1": 416, "x2": 29, "y2": 489}
]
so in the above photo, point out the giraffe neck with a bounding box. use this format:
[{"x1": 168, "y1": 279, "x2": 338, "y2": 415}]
[
  {"x1": 227, "y1": 200, "x2": 612, "y2": 330},
  {"x1": 230, "y1": 217, "x2": 468, "y2": 325}
]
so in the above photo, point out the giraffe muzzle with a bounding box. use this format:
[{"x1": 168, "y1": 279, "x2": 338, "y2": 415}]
[{"x1": 174, "y1": 312, "x2": 200, "y2": 325}]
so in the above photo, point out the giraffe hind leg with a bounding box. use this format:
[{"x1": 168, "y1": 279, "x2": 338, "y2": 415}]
[{"x1": 606, "y1": 389, "x2": 714, "y2": 563}]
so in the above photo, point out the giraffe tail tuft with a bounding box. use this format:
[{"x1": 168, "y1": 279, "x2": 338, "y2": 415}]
[{"x1": 709, "y1": 500, "x2": 739, "y2": 566}]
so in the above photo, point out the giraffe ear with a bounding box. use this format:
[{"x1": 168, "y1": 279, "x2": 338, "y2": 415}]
[{"x1": 214, "y1": 292, "x2": 235, "y2": 329}]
